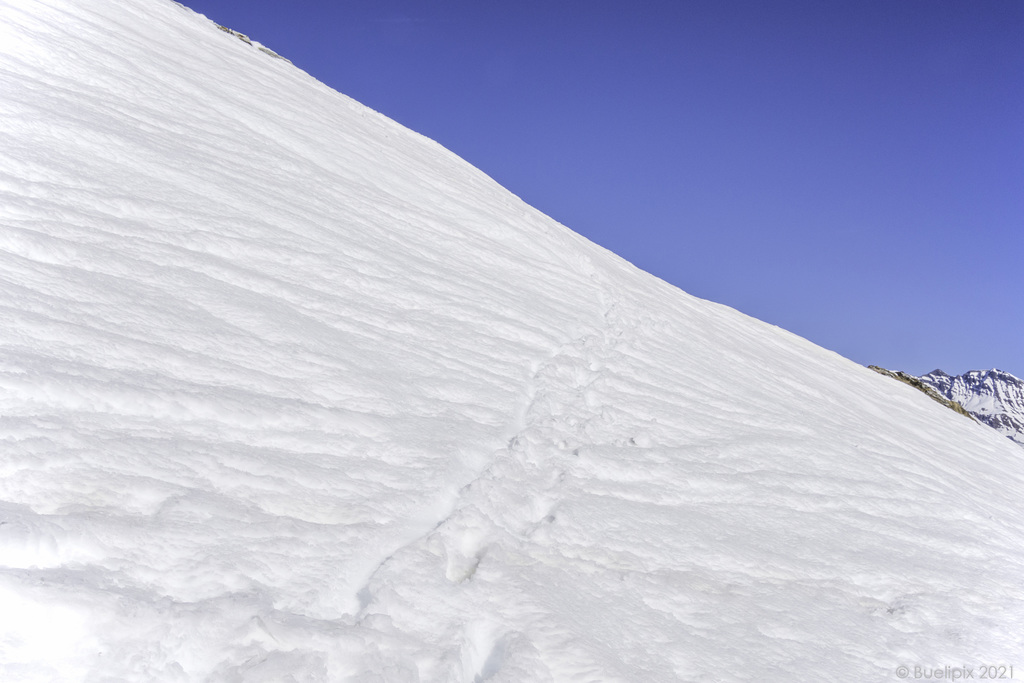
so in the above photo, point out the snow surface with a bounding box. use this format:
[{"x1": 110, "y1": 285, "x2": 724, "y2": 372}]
[{"x1": 1, "y1": 0, "x2": 1023, "y2": 680}]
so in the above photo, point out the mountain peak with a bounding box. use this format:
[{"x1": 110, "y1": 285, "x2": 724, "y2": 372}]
[{"x1": 918, "y1": 369, "x2": 1024, "y2": 446}]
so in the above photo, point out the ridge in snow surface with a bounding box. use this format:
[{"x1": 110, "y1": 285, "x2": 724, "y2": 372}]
[{"x1": 1, "y1": 0, "x2": 1023, "y2": 680}]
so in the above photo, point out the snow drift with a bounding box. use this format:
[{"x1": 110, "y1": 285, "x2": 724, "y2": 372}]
[{"x1": 1, "y1": 0, "x2": 1023, "y2": 680}]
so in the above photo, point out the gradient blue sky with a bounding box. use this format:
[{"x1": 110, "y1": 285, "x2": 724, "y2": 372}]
[{"x1": 180, "y1": 0, "x2": 1022, "y2": 379}]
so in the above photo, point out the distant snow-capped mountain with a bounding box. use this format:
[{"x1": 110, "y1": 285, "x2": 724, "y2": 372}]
[{"x1": 920, "y1": 369, "x2": 1024, "y2": 446}]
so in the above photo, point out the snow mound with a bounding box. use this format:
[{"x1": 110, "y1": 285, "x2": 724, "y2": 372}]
[{"x1": 2, "y1": 0, "x2": 1023, "y2": 680}]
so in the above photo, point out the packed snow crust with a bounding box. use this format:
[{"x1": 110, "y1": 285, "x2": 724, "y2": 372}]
[{"x1": 2, "y1": 0, "x2": 1023, "y2": 680}]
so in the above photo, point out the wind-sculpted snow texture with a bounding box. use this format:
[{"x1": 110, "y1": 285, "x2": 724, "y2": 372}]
[
  {"x1": 2, "y1": 1, "x2": 1023, "y2": 681},
  {"x1": 920, "y1": 370, "x2": 1024, "y2": 447}
]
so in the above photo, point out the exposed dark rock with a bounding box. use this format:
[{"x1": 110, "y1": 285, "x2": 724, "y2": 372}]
[{"x1": 868, "y1": 365, "x2": 977, "y2": 421}]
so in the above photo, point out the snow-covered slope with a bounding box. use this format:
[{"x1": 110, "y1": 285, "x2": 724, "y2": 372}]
[
  {"x1": 2, "y1": 1, "x2": 1023, "y2": 681},
  {"x1": 920, "y1": 369, "x2": 1024, "y2": 447}
]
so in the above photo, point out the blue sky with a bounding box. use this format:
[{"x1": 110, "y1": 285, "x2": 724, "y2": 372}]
[{"x1": 180, "y1": 0, "x2": 1022, "y2": 379}]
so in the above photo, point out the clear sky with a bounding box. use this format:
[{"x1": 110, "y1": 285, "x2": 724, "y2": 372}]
[{"x1": 178, "y1": 0, "x2": 1022, "y2": 379}]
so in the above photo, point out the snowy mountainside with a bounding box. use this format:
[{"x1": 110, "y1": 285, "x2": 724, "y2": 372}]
[
  {"x1": 920, "y1": 369, "x2": 1024, "y2": 446},
  {"x1": 2, "y1": 0, "x2": 1024, "y2": 681}
]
